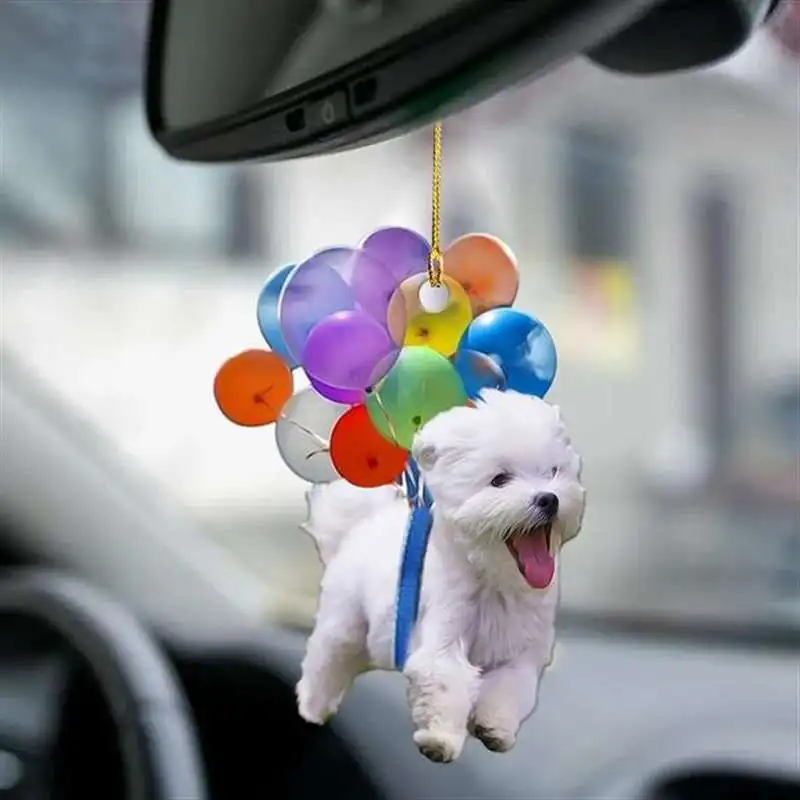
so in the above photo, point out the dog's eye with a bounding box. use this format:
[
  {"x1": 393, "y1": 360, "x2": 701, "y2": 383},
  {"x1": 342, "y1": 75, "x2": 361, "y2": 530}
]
[
  {"x1": 490, "y1": 472, "x2": 512, "y2": 488},
  {"x1": 550, "y1": 466, "x2": 559, "y2": 478}
]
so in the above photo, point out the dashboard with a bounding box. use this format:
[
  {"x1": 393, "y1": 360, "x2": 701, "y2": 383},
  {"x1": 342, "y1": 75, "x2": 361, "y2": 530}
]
[
  {"x1": 0, "y1": 354, "x2": 798, "y2": 799},
  {"x1": 0, "y1": 600, "x2": 797, "y2": 799}
]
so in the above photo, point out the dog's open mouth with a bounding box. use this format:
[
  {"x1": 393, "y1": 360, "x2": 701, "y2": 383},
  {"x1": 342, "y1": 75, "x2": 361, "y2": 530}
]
[{"x1": 506, "y1": 524, "x2": 555, "y2": 590}]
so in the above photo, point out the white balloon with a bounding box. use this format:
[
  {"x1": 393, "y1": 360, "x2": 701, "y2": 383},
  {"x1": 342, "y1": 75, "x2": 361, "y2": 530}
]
[{"x1": 275, "y1": 388, "x2": 348, "y2": 483}]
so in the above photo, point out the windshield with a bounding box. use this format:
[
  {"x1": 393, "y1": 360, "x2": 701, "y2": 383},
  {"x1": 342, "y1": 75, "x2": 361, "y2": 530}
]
[{"x1": 2, "y1": 1, "x2": 798, "y2": 631}]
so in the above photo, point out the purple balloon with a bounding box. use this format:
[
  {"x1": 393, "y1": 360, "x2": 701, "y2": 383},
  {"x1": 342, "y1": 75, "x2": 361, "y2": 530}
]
[
  {"x1": 361, "y1": 227, "x2": 431, "y2": 284},
  {"x1": 306, "y1": 373, "x2": 364, "y2": 405},
  {"x1": 279, "y1": 253, "x2": 355, "y2": 362},
  {"x1": 279, "y1": 247, "x2": 402, "y2": 367},
  {"x1": 302, "y1": 310, "x2": 398, "y2": 391},
  {"x1": 347, "y1": 247, "x2": 403, "y2": 326}
]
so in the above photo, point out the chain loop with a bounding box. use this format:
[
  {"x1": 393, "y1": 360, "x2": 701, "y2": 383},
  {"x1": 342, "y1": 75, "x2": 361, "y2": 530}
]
[{"x1": 427, "y1": 121, "x2": 443, "y2": 287}]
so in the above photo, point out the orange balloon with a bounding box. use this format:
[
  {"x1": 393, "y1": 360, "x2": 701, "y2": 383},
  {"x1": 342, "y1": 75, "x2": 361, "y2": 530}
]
[
  {"x1": 214, "y1": 349, "x2": 293, "y2": 427},
  {"x1": 443, "y1": 233, "x2": 520, "y2": 316},
  {"x1": 330, "y1": 405, "x2": 408, "y2": 488}
]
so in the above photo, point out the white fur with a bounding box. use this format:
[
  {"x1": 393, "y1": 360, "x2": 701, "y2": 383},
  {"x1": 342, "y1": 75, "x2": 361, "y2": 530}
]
[{"x1": 296, "y1": 389, "x2": 586, "y2": 762}]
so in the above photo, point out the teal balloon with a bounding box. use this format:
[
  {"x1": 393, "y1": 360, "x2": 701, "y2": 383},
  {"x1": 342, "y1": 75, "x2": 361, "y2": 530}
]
[
  {"x1": 366, "y1": 346, "x2": 467, "y2": 449},
  {"x1": 257, "y1": 265, "x2": 297, "y2": 368},
  {"x1": 459, "y1": 308, "x2": 557, "y2": 398}
]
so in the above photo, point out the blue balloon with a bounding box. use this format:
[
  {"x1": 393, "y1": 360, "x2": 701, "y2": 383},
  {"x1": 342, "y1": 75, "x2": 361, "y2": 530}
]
[
  {"x1": 256, "y1": 265, "x2": 298, "y2": 367},
  {"x1": 452, "y1": 350, "x2": 506, "y2": 399},
  {"x1": 459, "y1": 308, "x2": 557, "y2": 398}
]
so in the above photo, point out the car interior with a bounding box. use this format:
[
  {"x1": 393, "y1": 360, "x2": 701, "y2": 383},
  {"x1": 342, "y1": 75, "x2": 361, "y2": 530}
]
[{"x1": 0, "y1": 1, "x2": 797, "y2": 799}]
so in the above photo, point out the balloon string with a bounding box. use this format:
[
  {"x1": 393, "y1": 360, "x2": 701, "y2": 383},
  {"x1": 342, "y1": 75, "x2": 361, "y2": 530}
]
[
  {"x1": 402, "y1": 469, "x2": 414, "y2": 509},
  {"x1": 278, "y1": 413, "x2": 330, "y2": 450},
  {"x1": 257, "y1": 389, "x2": 331, "y2": 455},
  {"x1": 305, "y1": 447, "x2": 328, "y2": 461},
  {"x1": 370, "y1": 388, "x2": 403, "y2": 449},
  {"x1": 257, "y1": 391, "x2": 330, "y2": 450},
  {"x1": 428, "y1": 121, "x2": 444, "y2": 288},
  {"x1": 370, "y1": 391, "x2": 424, "y2": 508},
  {"x1": 403, "y1": 465, "x2": 427, "y2": 508}
]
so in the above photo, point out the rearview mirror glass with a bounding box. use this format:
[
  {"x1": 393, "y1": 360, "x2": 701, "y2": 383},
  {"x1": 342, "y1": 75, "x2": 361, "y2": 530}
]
[
  {"x1": 159, "y1": 0, "x2": 483, "y2": 131},
  {"x1": 146, "y1": 0, "x2": 662, "y2": 163}
]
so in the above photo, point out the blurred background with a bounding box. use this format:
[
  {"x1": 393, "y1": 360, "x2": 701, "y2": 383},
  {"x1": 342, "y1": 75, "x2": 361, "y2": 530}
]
[{"x1": 1, "y1": 0, "x2": 798, "y2": 631}]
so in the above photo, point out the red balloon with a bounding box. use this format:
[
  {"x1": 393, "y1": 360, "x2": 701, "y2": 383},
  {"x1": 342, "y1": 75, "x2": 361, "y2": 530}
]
[{"x1": 330, "y1": 405, "x2": 408, "y2": 488}]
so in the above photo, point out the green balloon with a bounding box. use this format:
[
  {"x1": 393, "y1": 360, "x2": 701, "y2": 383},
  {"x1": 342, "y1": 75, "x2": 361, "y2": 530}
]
[{"x1": 367, "y1": 346, "x2": 467, "y2": 449}]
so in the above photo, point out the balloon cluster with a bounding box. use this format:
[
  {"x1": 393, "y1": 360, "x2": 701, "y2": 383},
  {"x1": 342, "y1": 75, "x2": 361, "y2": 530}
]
[{"x1": 214, "y1": 228, "x2": 557, "y2": 489}]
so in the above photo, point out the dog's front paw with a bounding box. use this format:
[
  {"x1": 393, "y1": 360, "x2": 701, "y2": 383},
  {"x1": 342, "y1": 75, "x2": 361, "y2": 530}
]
[
  {"x1": 469, "y1": 720, "x2": 517, "y2": 753},
  {"x1": 413, "y1": 728, "x2": 466, "y2": 764},
  {"x1": 296, "y1": 679, "x2": 339, "y2": 725}
]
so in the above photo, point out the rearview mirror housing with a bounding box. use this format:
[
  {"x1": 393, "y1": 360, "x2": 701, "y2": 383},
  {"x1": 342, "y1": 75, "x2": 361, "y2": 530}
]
[
  {"x1": 588, "y1": 0, "x2": 778, "y2": 74},
  {"x1": 145, "y1": 0, "x2": 783, "y2": 164}
]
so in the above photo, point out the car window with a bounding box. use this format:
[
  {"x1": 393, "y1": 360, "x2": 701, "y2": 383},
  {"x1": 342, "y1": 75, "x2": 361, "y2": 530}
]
[{"x1": 1, "y1": 0, "x2": 798, "y2": 629}]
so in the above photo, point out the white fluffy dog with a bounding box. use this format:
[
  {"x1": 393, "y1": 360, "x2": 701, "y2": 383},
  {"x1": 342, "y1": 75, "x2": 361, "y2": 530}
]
[{"x1": 296, "y1": 389, "x2": 585, "y2": 763}]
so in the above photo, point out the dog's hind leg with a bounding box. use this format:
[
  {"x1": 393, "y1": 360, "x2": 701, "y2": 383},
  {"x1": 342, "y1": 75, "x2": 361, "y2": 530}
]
[
  {"x1": 296, "y1": 593, "x2": 368, "y2": 725},
  {"x1": 404, "y1": 642, "x2": 481, "y2": 764}
]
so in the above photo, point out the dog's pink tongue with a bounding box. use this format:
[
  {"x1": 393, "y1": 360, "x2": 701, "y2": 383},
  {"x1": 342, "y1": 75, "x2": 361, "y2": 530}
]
[{"x1": 514, "y1": 535, "x2": 555, "y2": 589}]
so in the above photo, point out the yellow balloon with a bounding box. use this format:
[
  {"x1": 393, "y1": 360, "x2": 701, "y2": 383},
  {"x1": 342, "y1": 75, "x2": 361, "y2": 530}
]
[{"x1": 387, "y1": 274, "x2": 473, "y2": 357}]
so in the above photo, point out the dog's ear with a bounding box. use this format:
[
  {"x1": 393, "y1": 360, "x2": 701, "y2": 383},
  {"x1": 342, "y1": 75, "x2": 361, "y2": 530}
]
[
  {"x1": 412, "y1": 404, "x2": 474, "y2": 471},
  {"x1": 411, "y1": 434, "x2": 439, "y2": 471}
]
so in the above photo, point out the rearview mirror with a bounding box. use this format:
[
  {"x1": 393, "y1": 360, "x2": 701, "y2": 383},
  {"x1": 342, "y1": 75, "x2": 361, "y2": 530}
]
[
  {"x1": 145, "y1": 0, "x2": 781, "y2": 164},
  {"x1": 145, "y1": 0, "x2": 661, "y2": 163}
]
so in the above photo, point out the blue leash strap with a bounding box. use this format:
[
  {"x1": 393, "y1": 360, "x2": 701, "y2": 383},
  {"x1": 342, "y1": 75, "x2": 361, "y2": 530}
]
[{"x1": 393, "y1": 458, "x2": 434, "y2": 671}]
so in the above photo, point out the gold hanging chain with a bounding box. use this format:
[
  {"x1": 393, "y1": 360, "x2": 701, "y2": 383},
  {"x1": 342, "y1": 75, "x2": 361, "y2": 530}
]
[{"x1": 427, "y1": 121, "x2": 444, "y2": 288}]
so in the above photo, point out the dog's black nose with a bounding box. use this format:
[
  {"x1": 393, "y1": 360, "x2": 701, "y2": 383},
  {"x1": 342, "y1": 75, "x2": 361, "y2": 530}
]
[{"x1": 533, "y1": 492, "x2": 559, "y2": 518}]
